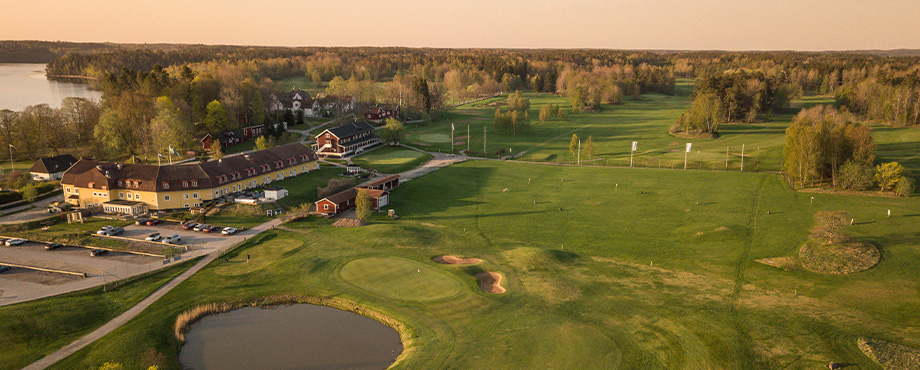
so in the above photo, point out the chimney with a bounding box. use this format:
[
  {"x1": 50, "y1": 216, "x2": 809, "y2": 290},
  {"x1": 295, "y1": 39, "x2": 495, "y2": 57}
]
[
  {"x1": 95, "y1": 165, "x2": 103, "y2": 171},
  {"x1": 116, "y1": 163, "x2": 123, "y2": 170},
  {"x1": 104, "y1": 170, "x2": 111, "y2": 178}
]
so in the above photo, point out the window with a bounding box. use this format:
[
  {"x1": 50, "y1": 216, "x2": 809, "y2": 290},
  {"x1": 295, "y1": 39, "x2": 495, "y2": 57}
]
[
  {"x1": 182, "y1": 181, "x2": 188, "y2": 188},
  {"x1": 118, "y1": 180, "x2": 123, "y2": 187},
  {"x1": 133, "y1": 181, "x2": 139, "y2": 188},
  {"x1": 66, "y1": 187, "x2": 71, "y2": 193},
  {"x1": 162, "y1": 182, "x2": 169, "y2": 189},
  {"x1": 119, "y1": 192, "x2": 124, "y2": 199},
  {"x1": 191, "y1": 180, "x2": 197, "y2": 187},
  {"x1": 184, "y1": 193, "x2": 189, "y2": 199},
  {"x1": 184, "y1": 204, "x2": 189, "y2": 208},
  {"x1": 164, "y1": 195, "x2": 171, "y2": 201},
  {"x1": 195, "y1": 203, "x2": 201, "y2": 207},
  {"x1": 323, "y1": 204, "x2": 329, "y2": 210},
  {"x1": 193, "y1": 193, "x2": 198, "y2": 199}
]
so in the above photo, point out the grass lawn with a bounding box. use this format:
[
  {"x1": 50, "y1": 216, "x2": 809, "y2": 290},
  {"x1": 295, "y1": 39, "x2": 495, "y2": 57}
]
[
  {"x1": 350, "y1": 146, "x2": 433, "y2": 174},
  {"x1": 0, "y1": 259, "x2": 196, "y2": 370},
  {"x1": 42, "y1": 160, "x2": 920, "y2": 370},
  {"x1": 271, "y1": 167, "x2": 345, "y2": 208}
]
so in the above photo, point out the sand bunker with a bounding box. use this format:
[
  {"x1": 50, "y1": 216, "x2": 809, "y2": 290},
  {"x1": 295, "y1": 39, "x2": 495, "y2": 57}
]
[
  {"x1": 432, "y1": 255, "x2": 482, "y2": 265},
  {"x1": 475, "y1": 272, "x2": 506, "y2": 294}
]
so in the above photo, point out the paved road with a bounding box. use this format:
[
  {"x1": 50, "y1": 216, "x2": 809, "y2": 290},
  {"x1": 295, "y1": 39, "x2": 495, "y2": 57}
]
[
  {"x1": 0, "y1": 194, "x2": 64, "y2": 224},
  {"x1": 19, "y1": 217, "x2": 283, "y2": 370}
]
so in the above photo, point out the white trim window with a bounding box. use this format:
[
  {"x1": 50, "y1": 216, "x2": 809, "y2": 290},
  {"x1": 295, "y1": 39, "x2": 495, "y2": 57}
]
[
  {"x1": 184, "y1": 193, "x2": 189, "y2": 199},
  {"x1": 164, "y1": 195, "x2": 171, "y2": 201}
]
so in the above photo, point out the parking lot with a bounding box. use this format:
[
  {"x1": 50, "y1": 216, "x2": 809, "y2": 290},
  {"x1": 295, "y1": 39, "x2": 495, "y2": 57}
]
[{"x1": 0, "y1": 218, "x2": 260, "y2": 305}]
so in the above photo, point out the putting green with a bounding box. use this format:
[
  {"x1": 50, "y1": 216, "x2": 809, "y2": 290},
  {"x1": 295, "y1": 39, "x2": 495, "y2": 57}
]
[
  {"x1": 417, "y1": 133, "x2": 452, "y2": 143},
  {"x1": 339, "y1": 257, "x2": 466, "y2": 301}
]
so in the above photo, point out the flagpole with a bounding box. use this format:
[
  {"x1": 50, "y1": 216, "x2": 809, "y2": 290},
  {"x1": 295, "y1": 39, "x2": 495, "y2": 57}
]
[
  {"x1": 9, "y1": 144, "x2": 14, "y2": 172},
  {"x1": 467, "y1": 125, "x2": 470, "y2": 152},
  {"x1": 451, "y1": 123, "x2": 454, "y2": 152}
]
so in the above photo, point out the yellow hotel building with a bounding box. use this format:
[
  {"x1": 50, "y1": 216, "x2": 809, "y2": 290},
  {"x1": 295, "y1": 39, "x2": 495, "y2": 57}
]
[{"x1": 60, "y1": 143, "x2": 319, "y2": 214}]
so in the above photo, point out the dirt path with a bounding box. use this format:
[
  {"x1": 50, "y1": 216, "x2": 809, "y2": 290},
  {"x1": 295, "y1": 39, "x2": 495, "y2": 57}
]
[{"x1": 19, "y1": 217, "x2": 283, "y2": 370}]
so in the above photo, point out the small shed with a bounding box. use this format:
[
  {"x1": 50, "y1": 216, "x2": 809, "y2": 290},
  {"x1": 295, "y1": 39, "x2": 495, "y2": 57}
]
[
  {"x1": 361, "y1": 175, "x2": 400, "y2": 191},
  {"x1": 264, "y1": 187, "x2": 288, "y2": 200}
]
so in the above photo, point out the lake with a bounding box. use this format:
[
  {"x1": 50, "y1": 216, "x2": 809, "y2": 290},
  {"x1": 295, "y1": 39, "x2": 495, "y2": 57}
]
[
  {"x1": 179, "y1": 304, "x2": 403, "y2": 370},
  {"x1": 0, "y1": 63, "x2": 101, "y2": 111}
]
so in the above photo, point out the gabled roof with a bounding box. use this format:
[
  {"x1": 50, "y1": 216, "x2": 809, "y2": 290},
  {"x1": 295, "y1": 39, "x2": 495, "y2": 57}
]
[
  {"x1": 29, "y1": 154, "x2": 78, "y2": 174},
  {"x1": 62, "y1": 143, "x2": 318, "y2": 193},
  {"x1": 362, "y1": 175, "x2": 399, "y2": 188},
  {"x1": 319, "y1": 121, "x2": 376, "y2": 140},
  {"x1": 315, "y1": 186, "x2": 387, "y2": 206}
]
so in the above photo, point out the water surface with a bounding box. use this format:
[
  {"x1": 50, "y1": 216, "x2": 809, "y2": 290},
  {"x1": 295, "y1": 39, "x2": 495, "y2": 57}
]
[
  {"x1": 0, "y1": 63, "x2": 101, "y2": 111},
  {"x1": 179, "y1": 304, "x2": 403, "y2": 370}
]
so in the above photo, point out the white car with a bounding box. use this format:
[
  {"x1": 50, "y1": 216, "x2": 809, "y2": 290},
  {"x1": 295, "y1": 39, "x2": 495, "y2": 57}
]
[
  {"x1": 96, "y1": 225, "x2": 115, "y2": 235},
  {"x1": 162, "y1": 234, "x2": 181, "y2": 244},
  {"x1": 221, "y1": 227, "x2": 237, "y2": 235},
  {"x1": 4, "y1": 238, "x2": 26, "y2": 246},
  {"x1": 145, "y1": 232, "x2": 162, "y2": 241}
]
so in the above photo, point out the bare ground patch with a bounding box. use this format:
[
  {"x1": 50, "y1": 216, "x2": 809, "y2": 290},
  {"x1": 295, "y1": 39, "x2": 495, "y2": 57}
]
[
  {"x1": 432, "y1": 255, "x2": 482, "y2": 265},
  {"x1": 476, "y1": 272, "x2": 506, "y2": 294}
]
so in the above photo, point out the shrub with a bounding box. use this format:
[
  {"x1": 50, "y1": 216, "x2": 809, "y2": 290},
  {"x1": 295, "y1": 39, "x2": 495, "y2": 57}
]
[
  {"x1": 875, "y1": 162, "x2": 906, "y2": 191},
  {"x1": 20, "y1": 185, "x2": 38, "y2": 201},
  {"x1": 895, "y1": 177, "x2": 916, "y2": 197},
  {"x1": 839, "y1": 160, "x2": 875, "y2": 190},
  {"x1": 0, "y1": 191, "x2": 23, "y2": 204}
]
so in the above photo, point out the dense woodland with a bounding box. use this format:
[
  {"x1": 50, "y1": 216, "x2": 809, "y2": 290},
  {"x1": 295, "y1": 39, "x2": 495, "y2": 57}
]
[{"x1": 1, "y1": 42, "x2": 919, "y2": 192}]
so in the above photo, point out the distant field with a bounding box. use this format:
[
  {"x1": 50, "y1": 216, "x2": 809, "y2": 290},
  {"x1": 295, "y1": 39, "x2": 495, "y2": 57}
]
[
  {"x1": 350, "y1": 146, "x2": 432, "y2": 174},
  {"x1": 408, "y1": 80, "x2": 920, "y2": 176},
  {"x1": 46, "y1": 160, "x2": 920, "y2": 370}
]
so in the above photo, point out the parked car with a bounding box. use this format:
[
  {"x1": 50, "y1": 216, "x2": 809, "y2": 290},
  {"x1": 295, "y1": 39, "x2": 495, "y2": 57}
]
[
  {"x1": 193, "y1": 224, "x2": 209, "y2": 232},
  {"x1": 90, "y1": 249, "x2": 109, "y2": 256},
  {"x1": 221, "y1": 227, "x2": 238, "y2": 235},
  {"x1": 0, "y1": 265, "x2": 10, "y2": 273},
  {"x1": 145, "y1": 232, "x2": 162, "y2": 241},
  {"x1": 45, "y1": 243, "x2": 64, "y2": 250},
  {"x1": 205, "y1": 225, "x2": 222, "y2": 232},
  {"x1": 162, "y1": 234, "x2": 181, "y2": 244},
  {"x1": 182, "y1": 222, "x2": 198, "y2": 230},
  {"x1": 135, "y1": 218, "x2": 149, "y2": 225},
  {"x1": 145, "y1": 219, "x2": 162, "y2": 226},
  {"x1": 5, "y1": 238, "x2": 26, "y2": 246},
  {"x1": 0, "y1": 238, "x2": 9, "y2": 245}
]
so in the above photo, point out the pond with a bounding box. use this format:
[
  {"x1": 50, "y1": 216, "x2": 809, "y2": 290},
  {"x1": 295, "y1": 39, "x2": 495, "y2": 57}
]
[
  {"x1": 0, "y1": 63, "x2": 101, "y2": 111},
  {"x1": 179, "y1": 304, "x2": 403, "y2": 370}
]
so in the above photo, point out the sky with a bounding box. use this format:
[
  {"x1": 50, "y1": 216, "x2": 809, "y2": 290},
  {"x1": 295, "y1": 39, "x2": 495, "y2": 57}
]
[{"x1": 3, "y1": 0, "x2": 920, "y2": 51}]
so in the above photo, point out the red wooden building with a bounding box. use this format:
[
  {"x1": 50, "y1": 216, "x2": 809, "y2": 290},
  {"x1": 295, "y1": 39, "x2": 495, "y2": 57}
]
[
  {"x1": 314, "y1": 187, "x2": 388, "y2": 216},
  {"x1": 363, "y1": 104, "x2": 401, "y2": 123},
  {"x1": 360, "y1": 175, "x2": 400, "y2": 191},
  {"x1": 313, "y1": 121, "x2": 381, "y2": 158}
]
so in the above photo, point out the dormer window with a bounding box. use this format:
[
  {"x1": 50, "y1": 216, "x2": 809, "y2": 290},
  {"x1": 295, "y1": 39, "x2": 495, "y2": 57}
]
[
  {"x1": 118, "y1": 180, "x2": 123, "y2": 187},
  {"x1": 162, "y1": 182, "x2": 169, "y2": 189},
  {"x1": 182, "y1": 181, "x2": 188, "y2": 188},
  {"x1": 133, "y1": 181, "x2": 139, "y2": 188},
  {"x1": 88, "y1": 182, "x2": 95, "y2": 189},
  {"x1": 191, "y1": 180, "x2": 197, "y2": 187}
]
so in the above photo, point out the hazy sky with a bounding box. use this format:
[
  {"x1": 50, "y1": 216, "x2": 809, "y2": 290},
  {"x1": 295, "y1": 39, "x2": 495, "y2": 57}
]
[{"x1": 3, "y1": 0, "x2": 920, "y2": 50}]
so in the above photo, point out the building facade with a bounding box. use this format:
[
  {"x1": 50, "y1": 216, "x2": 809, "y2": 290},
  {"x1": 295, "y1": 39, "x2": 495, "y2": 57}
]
[
  {"x1": 61, "y1": 143, "x2": 319, "y2": 213},
  {"x1": 29, "y1": 154, "x2": 78, "y2": 181},
  {"x1": 313, "y1": 121, "x2": 381, "y2": 158}
]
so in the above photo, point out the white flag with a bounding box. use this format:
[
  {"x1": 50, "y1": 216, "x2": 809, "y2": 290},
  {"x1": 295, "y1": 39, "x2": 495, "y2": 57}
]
[
  {"x1": 685, "y1": 143, "x2": 692, "y2": 153},
  {"x1": 451, "y1": 123, "x2": 455, "y2": 131},
  {"x1": 631, "y1": 141, "x2": 637, "y2": 151}
]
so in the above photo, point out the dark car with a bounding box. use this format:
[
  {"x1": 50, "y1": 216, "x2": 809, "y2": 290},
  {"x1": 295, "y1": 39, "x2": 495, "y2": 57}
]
[
  {"x1": 182, "y1": 222, "x2": 198, "y2": 230},
  {"x1": 193, "y1": 224, "x2": 209, "y2": 232},
  {"x1": 204, "y1": 225, "x2": 220, "y2": 232},
  {"x1": 0, "y1": 265, "x2": 10, "y2": 273},
  {"x1": 146, "y1": 219, "x2": 162, "y2": 226},
  {"x1": 90, "y1": 249, "x2": 109, "y2": 257},
  {"x1": 135, "y1": 218, "x2": 149, "y2": 225},
  {"x1": 45, "y1": 243, "x2": 64, "y2": 250}
]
